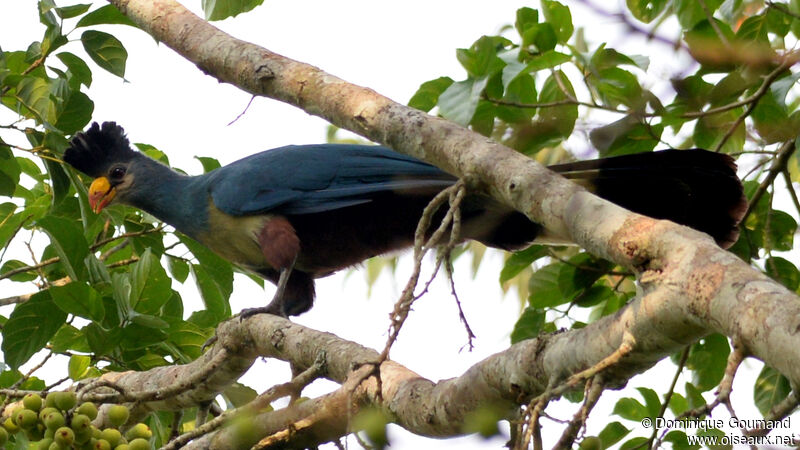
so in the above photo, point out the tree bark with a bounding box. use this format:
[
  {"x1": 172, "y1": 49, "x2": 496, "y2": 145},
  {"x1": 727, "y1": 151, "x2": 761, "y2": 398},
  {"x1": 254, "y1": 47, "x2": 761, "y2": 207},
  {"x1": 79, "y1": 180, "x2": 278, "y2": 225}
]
[{"x1": 96, "y1": 0, "x2": 800, "y2": 445}]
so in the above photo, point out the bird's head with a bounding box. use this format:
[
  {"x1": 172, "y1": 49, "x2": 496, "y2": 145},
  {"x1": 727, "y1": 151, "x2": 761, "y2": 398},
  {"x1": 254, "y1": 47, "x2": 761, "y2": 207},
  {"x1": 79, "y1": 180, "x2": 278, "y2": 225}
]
[{"x1": 64, "y1": 122, "x2": 139, "y2": 213}]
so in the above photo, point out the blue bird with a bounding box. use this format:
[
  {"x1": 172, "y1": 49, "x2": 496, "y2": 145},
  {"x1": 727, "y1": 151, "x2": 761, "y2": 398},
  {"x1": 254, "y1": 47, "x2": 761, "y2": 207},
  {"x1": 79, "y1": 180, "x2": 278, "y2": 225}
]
[{"x1": 64, "y1": 122, "x2": 745, "y2": 317}]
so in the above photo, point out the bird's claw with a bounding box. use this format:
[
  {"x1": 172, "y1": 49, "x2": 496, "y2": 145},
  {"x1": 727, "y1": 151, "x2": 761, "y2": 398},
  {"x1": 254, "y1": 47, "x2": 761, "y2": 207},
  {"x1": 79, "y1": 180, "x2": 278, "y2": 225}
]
[{"x1": 239, "y1": 304, "x2": 286, "y2": 321}]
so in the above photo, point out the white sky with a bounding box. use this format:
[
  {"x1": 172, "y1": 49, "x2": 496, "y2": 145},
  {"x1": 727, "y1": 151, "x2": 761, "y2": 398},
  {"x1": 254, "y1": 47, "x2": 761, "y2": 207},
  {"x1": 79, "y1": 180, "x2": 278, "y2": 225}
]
[{"x1": 0, "y1": 1, "x2": 795, "y2": 449}]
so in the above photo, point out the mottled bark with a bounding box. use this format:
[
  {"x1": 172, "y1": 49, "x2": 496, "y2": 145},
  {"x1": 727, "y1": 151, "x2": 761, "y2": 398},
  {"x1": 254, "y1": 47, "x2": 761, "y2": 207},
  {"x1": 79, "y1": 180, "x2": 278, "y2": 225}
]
[{"x1": 91, "y1": 0, "x2": 800, "y2": 447}]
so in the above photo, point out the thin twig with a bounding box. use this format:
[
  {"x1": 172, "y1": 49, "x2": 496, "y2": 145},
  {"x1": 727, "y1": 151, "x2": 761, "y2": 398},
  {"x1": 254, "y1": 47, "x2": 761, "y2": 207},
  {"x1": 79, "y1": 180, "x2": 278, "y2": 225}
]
[
  {"x1": 555, "y1": 376, "x2": 605, "y2": 448},
  {"x1": 647, "y1": 347, "x2": 690, "y2": 450},
  {"x1": 381, "y1": 180, "x2": 466, "y2": 361},
  {"x1": 743, "y1": 140, "x2": 797, "y2": 222},
  {"x1": 713, "y1": 60, "x2": 794, "y2": 152},
  {"x1": 163, "y1": 354, "x2": 327, "y2": 450},
  {"x1": 781, "y1": 170, "x2": 800, "y2": 218}
]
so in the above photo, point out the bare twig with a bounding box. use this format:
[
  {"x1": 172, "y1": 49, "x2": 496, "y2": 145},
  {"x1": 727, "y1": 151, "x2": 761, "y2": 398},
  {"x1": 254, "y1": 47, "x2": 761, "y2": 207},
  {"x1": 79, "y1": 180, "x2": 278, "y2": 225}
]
[
  {"x1": 0, "y1": 257, "x2": 59, "y2": 282},
  {"x1": 164, "y1": 353, "x2": 327, "y2": 450},
  {"x1": 381, "y1": 180, "x2": 466, "y2": 360},
  {"x1": 555, "y1": 376, "x2": 605, "y2": 448},
  {"x1": 713, "y1": 61, "x2": 794, "y2": 152},
  {"x1": 743, "y1": 140, "x2": 797, "y2": 222},
  {"x1": 647, "y1": 347, "x2": 690, "y2": 449}
]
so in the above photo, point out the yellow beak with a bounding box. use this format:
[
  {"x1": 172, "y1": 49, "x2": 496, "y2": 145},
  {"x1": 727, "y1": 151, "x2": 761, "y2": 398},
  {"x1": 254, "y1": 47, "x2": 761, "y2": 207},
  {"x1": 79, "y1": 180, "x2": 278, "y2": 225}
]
[{"x1": 88, "y1": 177, "x2": 116, "y2": 213}]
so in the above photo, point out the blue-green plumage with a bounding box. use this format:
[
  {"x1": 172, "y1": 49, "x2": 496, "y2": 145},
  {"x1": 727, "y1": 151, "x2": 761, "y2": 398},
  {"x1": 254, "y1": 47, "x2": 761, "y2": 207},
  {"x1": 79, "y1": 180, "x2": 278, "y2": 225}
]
[
  {"x1": 64, "y1": 122, "x2": 745, "y2": 317},
  {"x1": 206, "y1": 144, "x2": 455, "y2": 216}
]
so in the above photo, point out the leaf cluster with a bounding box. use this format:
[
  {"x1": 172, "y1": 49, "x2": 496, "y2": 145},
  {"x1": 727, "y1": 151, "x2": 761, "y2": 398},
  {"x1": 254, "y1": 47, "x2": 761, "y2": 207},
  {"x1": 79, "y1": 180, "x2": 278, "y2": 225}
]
[{"x1": 408, "y1": 0, "x2": 800, "y2": 447}]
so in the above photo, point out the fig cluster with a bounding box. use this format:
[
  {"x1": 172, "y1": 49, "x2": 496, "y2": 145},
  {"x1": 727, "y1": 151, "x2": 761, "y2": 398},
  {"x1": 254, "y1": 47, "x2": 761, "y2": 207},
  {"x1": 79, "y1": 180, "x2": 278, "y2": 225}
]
[{"x1": 2, "y1": 393, "x2": 153, "y2": 450}]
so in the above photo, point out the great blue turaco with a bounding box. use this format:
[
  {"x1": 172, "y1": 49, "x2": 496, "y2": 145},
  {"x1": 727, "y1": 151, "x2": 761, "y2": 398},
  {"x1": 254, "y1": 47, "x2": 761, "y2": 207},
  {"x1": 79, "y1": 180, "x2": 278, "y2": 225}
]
[{"x1": 63, "y1": 122, "x2": 746, "y2": 317}]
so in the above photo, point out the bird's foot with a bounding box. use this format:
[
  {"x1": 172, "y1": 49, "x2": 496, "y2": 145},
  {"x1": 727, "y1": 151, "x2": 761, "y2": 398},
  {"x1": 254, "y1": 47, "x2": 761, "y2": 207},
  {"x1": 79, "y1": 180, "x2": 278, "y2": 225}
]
[
  {"x1": 201, "y1": 334, "x2": 218, "y2": 351},
  {"x1": 239, "y1": 303, "x2": 286, "y2": 320}
]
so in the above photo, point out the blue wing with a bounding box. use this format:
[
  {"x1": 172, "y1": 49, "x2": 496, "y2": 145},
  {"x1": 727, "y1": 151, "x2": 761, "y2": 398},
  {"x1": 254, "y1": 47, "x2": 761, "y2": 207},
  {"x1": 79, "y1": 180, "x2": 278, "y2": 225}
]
[{"x1": 207, "y1": 144, "x2": 456, "y2": 216}]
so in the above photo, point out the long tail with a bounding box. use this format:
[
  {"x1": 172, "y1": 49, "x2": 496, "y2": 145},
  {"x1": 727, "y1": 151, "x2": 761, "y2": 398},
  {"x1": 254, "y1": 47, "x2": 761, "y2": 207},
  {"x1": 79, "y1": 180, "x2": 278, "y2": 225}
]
[{"x1": 548, "y1": 149, "x2": 747, "y2": 248}]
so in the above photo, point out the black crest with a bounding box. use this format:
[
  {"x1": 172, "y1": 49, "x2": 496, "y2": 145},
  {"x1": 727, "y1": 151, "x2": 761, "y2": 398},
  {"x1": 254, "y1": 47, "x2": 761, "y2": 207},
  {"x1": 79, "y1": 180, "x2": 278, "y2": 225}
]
[{"x1": 64, "y1": 122, "x2": 137, "y2": 177}]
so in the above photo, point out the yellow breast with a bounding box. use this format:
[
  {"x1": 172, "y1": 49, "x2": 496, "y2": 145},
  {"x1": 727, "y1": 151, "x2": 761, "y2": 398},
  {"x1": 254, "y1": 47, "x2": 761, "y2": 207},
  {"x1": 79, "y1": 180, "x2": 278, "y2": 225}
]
[{"x1": 195, "y1": 200, "x2": 270, "y2": 269}]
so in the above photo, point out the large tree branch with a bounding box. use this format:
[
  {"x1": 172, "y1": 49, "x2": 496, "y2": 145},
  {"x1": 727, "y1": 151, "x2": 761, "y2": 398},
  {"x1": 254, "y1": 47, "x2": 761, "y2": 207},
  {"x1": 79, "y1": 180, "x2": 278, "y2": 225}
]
[{"x1": 96, "y1": 0, "x2": 800, "y2": 445}]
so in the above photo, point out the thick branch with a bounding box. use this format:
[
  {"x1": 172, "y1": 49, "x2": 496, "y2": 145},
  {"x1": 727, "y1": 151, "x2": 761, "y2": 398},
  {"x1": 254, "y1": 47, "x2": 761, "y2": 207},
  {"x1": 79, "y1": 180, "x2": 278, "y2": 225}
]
[{"x1": 107, "y1": 0, "x2": 800, "y2": 441}]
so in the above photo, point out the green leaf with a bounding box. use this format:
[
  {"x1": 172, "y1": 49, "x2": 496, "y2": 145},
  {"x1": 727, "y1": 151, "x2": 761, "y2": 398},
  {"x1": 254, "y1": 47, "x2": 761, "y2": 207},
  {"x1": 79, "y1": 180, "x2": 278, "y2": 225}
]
[
  {"x1": 84, "y1": 322, "x2": 120, "y2": 356},
  {"x1": 684, "y1": 19, "x2": 737, "y2": 71},
  {"x1": 590, "y1": 115, "x2": 662, "y2": 156},
  {"x1": 593, "y1": 67, "x2": 643, "y2": 108},
  {"x1": 54, "y1": 90, "x2": 93, "y2": 134},
  {"x1": 675, "y1": 0, "x2": 723, "y2": 29},
  {"x1": 135, "y1": 143, "x2": 170, "y2": 165},
  {"x1": 512, "y1": 70, "x2": 577, "y2": 154},
  {"x1": 496, "y1": 74, "x2": 537, "y2": 123},
  {"x1": 686, "y1": 333, "x2": 729, "y2": 391},
  {"x1": 708, "y1": 71, "x2": 751, "y2": 105},
  {"x1": 527, "y1": 263, "x2": 569, "y2": 308},
  {"x1": 522, "y1": 23, "x2": 558, "y2": 53},
  {"x1": 68, "y1": 354, "x2": 91, "y2": 380},
  {"x1": 684, "y1": 382, "x2": 707, "y2": 411},
  {"x1": 223, "y1": 382, "x2": 259, "y2": 408},
  {"x1": 766, "y1": 6, "x2": 792, "y2": 37},
  {"x1": 2, "y1": 290, "x2": 67, "y2": 370},
  {"x1": 636, "y1": 387, "x2": 661, "y2": 419},
  {"x1": 515, "y1": 7, "x2": 539, "y2": 38},
  {"x1": 574, "y1": 285, "x2": 616, "y2": 308},
  {"x1": 542, "y1": 0, "x2": 573, "y2": 43},
  {"x1": 753, "y1": 366, "x2": 792, "y2": 415},
  {"x1": 668, "y1": 392, "x2": 689, "y2": 416},
  {"x1": 438, "y1": 77, "x2": 489, "y2": 127},
  {"x1": 1, "y1": 260, "x2": 38, "y2": 282},
  {"x1": 202, "y1": 0, "x2": 265, "y2": 21},
  {"x1": 43, "y1": 153, "x2": 70, "y2": 209},
  {"x1": 168, "y1": 320, "x2": 210, "y2": 361},
  {"x1": 751, "y1": 74, "x2": 800, "y2": 143},
  {"x1": 195, "y1": 156, "x2": 221, "y2": 173},
  {"x1": 50, "y1": 282, "x2": 105, "y2": 321},
  {"x1": 500, "y1": 245, "x2": 547, "y2": 283},
  {"x1": 75, "y1": 4, "x2": 137, "y2": 27},
  {"x1": 693, "y1": 108, "x2": 745, "y2": 154},
  {"x1": 80, "y1": 30, "x2": 127, "y2": 78},
  {"x1": 162, "y1": 291, "x2": 185, "y2": 320},
  {"x1": 626, "y1": 0, "x2": 668, "y2": 23},
  {"x1": 457, "y1": 36, "x2": 505, "y2": 78},
  {"x1": 409, "y1": 77, "x2": 454, "y2": 112},
  {"x1": 180, "y1": 235, "x2": 233, "y2": 318},
  {"x1": 121, "y1": 322, "x2": 167, "y2": 349},
  {"x1": 0, "y1": 145, "x2": 21, "y2": 197},
  {"x1": 167, "y1": 255, "x2": 190, "y2": 283},
  {"x1": 0, "y1": 204, "x2": 27, "y2": 250},
  {"x1": 190, "y1": 264, "x2": 231, "y2": 320},
  {"x1": 129, "y1": 248, "x2": 172, "y2": 315},
  {"x1": 50, "y1": 324, "x2": 91, "y2": 353},
  {"x1": 765, "y1": 210, "x2": 797, "y2": 251},
  {"x1": 37, "y1": 215, "x2": 89, "y2": 281},
  {"x1": 16, "y1": 76, "x2": 58, "y2": 123},
  {"x1": 39, "y1": 0, "x2": 59, "y2": 27},
  {"x1": 735, "y1": 14, "x2": 772, "y2": 53},
  {"x1": 765, "y1": 256, "x2": 800, "y2": 291},
  {"x1": 130, "y1": 313, "x2": 170, "y2": 329},
  {"x1": 510, "y1": 307, "x2": 546, "y2": 343},
  {"x1": 598, "y1": 421, "x2": 630, "y2": 448},
  {"x1": 620, "y1": 437, "x2": 651, "y2": 450},
  {"x1": 56, "y1": 3, "x2": 92, "y2": 19},
  {"x1": 558, "y1": 253, "x2": 613, "y2": 295},
  {"x1": 663, "y1": 430, "x2": 697, "y2": 449},
  {"x1": 612, "y1": 397, "x2": 648, "y2": 421},
  {"x1": 590, "y1": 45, "x2": 650, "y2": 71}
]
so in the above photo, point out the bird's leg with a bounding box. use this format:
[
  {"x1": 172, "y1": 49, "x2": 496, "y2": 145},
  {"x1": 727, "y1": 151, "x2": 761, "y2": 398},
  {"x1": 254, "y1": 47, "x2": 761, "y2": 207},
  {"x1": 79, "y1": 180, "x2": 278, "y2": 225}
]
[{"x1": 240, "y1": 258, "x2": 296, "y2": 319}]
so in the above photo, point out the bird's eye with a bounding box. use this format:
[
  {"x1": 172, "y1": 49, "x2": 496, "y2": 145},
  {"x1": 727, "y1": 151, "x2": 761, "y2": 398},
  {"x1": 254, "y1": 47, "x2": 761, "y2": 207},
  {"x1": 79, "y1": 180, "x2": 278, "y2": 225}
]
[{"x1": 110, "y1": 167, "x2": 126, "y2": 179}]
